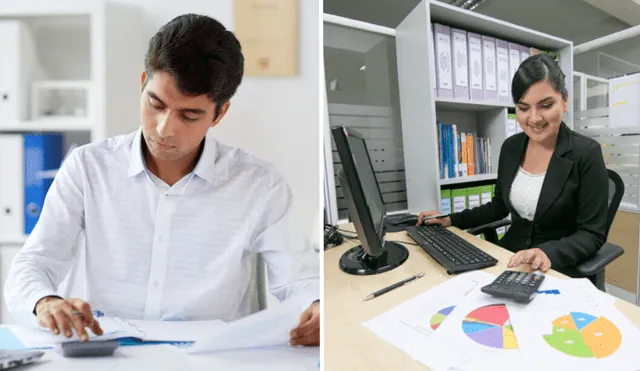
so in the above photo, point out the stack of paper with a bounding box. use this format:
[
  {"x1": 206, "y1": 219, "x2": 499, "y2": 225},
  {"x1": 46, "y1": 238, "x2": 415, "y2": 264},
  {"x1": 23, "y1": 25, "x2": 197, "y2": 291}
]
[{"x1": 364, "y1": 272, "x2": 640, "y2": 371}]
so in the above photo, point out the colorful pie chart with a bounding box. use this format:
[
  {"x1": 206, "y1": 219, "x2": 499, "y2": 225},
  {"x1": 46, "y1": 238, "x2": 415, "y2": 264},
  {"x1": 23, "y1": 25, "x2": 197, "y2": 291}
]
[
  {"x1": 462, "y1": 304, "x2": 518, "y2": 349},
  {"x1": 543, "y1": 312, "x2": 621, "y2": 359}
]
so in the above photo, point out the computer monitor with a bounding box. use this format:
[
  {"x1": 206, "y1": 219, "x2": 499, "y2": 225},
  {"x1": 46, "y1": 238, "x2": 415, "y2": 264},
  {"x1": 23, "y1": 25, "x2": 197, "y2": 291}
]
[{"x1": 331, "y1": 125, "x2": 409, "y2": 275}]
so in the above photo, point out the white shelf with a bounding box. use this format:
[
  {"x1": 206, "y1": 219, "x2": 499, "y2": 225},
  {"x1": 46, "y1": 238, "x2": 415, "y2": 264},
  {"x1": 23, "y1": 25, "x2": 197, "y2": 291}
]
[
  {"x1": 439, "y1": 173, "x2": 497, "y2": 186},
  {"x1": 0, "y1": 235, "x2": 27, "y2": 245},
  {"x1": 435, "y1": 97, "x2": 514, "y2": 112},
  {"x1": 429, "y1": 0, "x2": 571, "y2": 49},
  {"x1": 0, "y1": 118, "x2": 92, "y2": 132}
]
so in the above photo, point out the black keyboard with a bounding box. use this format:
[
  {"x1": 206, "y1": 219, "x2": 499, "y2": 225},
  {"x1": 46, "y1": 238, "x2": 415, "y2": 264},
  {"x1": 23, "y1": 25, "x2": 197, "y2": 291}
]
[{"x1": 406, "y1": 224, "x2": 498, "y2": 274}]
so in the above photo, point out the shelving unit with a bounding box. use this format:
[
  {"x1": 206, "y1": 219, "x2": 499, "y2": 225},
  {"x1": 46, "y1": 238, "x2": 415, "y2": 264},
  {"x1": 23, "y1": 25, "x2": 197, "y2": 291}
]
[
  {"x1": 395, "y1": 0, "x2": 573, "y2": 214},
  {"x1": 0, "y1": 0, "x2": 144, "y2": 324}
]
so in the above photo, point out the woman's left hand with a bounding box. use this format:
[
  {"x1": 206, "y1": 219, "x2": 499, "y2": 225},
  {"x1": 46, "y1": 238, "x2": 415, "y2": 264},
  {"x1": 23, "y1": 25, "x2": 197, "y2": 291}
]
[{"x1": 507, "y1": 248, "x2": 551, "y2": 272}]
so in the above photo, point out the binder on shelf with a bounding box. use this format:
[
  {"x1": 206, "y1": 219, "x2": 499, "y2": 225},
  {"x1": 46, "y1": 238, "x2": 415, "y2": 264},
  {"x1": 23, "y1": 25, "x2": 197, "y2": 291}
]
[
  {"x1": 520, "y1": 44, "x2": 530, "y2": 64},
  {"x1": 460, "y1": 132, "x2": 468, "y2": 177},
  {"x1": 480, "y1": 185, "x2": 493, "y2": 205},
  {"x1": 497, "y1": 226, "x2": 507, "y2": 240},
  {"x1": 467, "y1": 32, "x2": 484, "y2": 101},
  {"x1": 466, "y1": 134, "x2": 475, "y2": 176},
  {"x1": 508, "y1": 42, "x2": 522, "y2": 104},
  {"x1": 0, "y1": 20, "x2": 40, "y2": 125},
  {"x1": 507, "y1": 113, "x2": 517, "y2": 137},
  {"x1": 529, "y1": 47, "x2": 541, "y2": 56},
  {"x1": 467, "y1": 186, "x2": 481, "y2": 209},
  {"x1": 451, "y1": 28, "x2": 470, "y2": 100},
  {"x1": 0, "y1": 134, "x2": 25, "y2": 238},
  {"x1": 451, "y1": 124, "x2": 459, "y2": 178},
  {"x1": 434, "y1": 24, "x2": 453, "y2": 98},
  {"x1": 24, "y1": 133, "x2": 64, "y2": 235},
  {"x1": 496, "y1": 39, "x2": 510, "y2": 105},
  {"x1": 438, "y1": 121, "x2": 445, "y2": 179},
  {"x1": 481, "y1": 35, "x2": 497, "y2": 102},
  {"x1": 430, "y1": 24, "x2": 437, "y2": 95},
  {"x1": 440, "y1": 189, "x2": 452, "y2": 214},
  {"x1": 451, "y1": 188, "x2": 467, "y2": 213}
]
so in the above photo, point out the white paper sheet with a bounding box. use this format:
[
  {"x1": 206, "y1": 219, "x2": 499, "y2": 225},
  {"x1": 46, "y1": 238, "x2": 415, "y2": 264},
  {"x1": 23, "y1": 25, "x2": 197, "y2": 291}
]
[
  {"x1": 363, "y1": 271, "x2": 496, "y2": 371},
  {"x1": 184, "y1": 298, "x2": 308, "y2": 354},
  {"x1": 127, "y1": 319, "x2": 227, "y2": 342}
]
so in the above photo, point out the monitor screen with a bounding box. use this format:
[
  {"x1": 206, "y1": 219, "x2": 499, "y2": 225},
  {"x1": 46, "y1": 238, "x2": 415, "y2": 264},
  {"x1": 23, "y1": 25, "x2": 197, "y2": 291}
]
[{"x1": 346, "y1": 134, "x2": 385, "y2": 240}]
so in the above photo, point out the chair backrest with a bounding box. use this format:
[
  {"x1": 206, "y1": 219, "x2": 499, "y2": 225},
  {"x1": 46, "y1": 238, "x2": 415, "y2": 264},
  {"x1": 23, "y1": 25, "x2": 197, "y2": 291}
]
[{"x1": 605, "y1": 169, "x2": 625, "y2": 237}]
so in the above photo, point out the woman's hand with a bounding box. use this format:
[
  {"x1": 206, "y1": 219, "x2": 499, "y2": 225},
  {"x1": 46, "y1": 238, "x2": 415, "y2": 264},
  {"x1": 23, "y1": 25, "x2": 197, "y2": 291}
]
[
  {"x1": 417, "y1": 210, "x2": 451, "y2": 227},
  {"x1": 507, "y1": 248, "x2": 551, "y2": 272}
]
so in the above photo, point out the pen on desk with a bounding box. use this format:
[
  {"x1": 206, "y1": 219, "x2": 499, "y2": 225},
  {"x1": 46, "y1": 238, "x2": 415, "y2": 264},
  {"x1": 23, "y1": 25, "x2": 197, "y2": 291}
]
[{"x1": 363, "y1": 272, "x2": 425, "y2": 301}]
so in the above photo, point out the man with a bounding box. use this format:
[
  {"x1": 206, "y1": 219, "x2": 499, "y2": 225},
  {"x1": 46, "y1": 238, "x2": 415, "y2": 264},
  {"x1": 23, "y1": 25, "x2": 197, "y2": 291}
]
[{"x1": 4, "y1": 14, "x2": 319, "y2": 347}]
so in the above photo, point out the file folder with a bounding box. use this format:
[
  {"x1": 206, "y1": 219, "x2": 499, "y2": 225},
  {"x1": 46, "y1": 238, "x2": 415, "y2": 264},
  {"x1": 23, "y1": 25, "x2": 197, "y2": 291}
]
[
  {"x1": 24, "y1": 133, "x2": 64, "y2": 234},
  {"x1": 480, "y1": 185, "x2": 493, "y2": 205},
  {"x1": 467, "y1": 186, "x2": 481, "y2": 209},
  {"x1": 451, "y1": 28, "x2": 470, "y2": 100},
  {"x1": 434, "y1": 23, "x2": 453, "y2": 98},
  {"x1": 520, "y1": 44, "x2": 530, "y2": 64},
  {"x1": 451, "y1": 188, "x2": 467, "y2": 213},
  {"x1": 0, "y1": 135, "x2": 24, "y2": 238},
  {"x1": 468, "y1": 32, "x2": 484, "y2": 101},
  {"x1": 481, "y1": 36, "x2": 497, "y2": 102},
  {"x1": 496, "y1": 39, "x2": 510, "y2": 105},
  {"x1": 440, "y1": 189, "x2": 452, "y2": 215},
  {"x1": 508, "y1": 42, "x2": 522, "y2": 104}
]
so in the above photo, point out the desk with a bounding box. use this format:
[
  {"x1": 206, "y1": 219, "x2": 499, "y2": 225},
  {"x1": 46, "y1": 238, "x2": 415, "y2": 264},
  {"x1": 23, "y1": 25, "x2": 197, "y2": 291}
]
[
  {"x1": 324, "y1": 226, "x2": 640, "y2": 371},
  {"x1": 1, "y1": 334, "x2": 318, "y2": 371}
]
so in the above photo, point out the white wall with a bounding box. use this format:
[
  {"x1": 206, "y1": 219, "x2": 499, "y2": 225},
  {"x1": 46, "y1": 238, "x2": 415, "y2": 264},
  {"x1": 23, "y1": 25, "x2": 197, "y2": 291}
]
[{"x1": 115, "y1": 0, "x2": 320, "y2": 244}]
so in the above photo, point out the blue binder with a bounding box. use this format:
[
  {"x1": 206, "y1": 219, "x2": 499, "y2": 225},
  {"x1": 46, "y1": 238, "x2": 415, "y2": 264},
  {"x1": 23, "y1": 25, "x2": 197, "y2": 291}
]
[{"x1": 24, "y1": 133, "x2": 64, "y2": 234}]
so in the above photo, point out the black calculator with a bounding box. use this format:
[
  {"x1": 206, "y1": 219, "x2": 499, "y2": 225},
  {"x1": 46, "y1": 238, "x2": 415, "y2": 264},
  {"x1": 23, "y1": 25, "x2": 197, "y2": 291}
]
[{"x1": 480, "y1": 270, "x2": 545, "y2": 303}]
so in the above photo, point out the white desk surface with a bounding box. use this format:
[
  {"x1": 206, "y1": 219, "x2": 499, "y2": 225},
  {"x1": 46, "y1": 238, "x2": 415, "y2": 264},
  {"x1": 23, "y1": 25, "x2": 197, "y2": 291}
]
[{"x1": 3, "y1": 333, "x2": 319, "y2": 371}]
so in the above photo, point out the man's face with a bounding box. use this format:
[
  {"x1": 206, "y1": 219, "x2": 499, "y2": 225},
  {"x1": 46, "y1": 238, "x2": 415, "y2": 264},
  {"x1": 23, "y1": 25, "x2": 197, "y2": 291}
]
[{"x1": 140, "y1": 70, "x2": 227, "y2": 161}]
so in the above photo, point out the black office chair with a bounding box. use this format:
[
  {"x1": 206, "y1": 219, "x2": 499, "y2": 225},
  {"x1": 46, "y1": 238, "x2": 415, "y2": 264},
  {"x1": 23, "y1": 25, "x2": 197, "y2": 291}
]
[{"x1": 467, "y1": 169, "x2": 625, "y2": 291}]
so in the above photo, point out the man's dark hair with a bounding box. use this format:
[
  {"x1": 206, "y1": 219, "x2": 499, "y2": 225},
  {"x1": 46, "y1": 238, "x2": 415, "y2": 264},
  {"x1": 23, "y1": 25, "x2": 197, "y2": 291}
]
[{"x1": 144, "y1": 14, "x2": 244, "y2": 119}]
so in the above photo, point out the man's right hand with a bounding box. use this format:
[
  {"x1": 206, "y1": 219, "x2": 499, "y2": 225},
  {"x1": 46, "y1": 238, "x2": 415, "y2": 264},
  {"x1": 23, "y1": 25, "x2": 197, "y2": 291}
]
[
  {"x1": 417, "y1": 210, "x2": 452, "y2": 227},
  {"x1": 35, "y1": 296, "x2": 103, "y2": 341}
]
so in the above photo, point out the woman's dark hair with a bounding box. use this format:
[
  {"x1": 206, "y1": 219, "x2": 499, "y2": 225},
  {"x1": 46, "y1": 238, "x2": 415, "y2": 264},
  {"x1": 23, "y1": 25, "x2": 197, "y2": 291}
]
[
  {"x1": 144, "y1": 14, "x2": 244, "y2": 119},
  {"x1": 511, "y1": 53, "x2": 567, "y2": 104}
]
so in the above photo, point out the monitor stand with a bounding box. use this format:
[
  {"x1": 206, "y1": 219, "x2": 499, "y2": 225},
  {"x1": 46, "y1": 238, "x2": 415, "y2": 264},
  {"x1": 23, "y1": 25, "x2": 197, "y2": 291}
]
[{"x1": 339, "y1": 241, "x2": 409, "y2": 275}]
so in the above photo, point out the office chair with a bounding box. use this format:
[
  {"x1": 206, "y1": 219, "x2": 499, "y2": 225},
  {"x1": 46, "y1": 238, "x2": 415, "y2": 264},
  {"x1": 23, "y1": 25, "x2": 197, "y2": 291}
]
[{"x1": 467, "y1": 169, "x2": 625, "y2": 291}]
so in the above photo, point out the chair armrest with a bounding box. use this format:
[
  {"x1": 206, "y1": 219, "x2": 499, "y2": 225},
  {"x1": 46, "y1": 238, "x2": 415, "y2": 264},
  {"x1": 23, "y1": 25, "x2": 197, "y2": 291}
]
[
  {"x1": 576, "y1": 242, "x2": 625, "y2": 277},
  {"x1": 467, "y1": 219, "x2": 512, "y2": 236}
]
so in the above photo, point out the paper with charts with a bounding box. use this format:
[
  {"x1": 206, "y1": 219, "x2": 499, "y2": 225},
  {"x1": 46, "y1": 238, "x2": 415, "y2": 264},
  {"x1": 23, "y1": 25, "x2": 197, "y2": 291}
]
[
  {"x1": 362, "y1": 271, "x2": 496, "y2": 371},
  {"x1": 509, "y1": 304, "x2": 640, "y2": 371},
  {"x1": 363, "y1": 270, "x2": 635, "y2": 371}
]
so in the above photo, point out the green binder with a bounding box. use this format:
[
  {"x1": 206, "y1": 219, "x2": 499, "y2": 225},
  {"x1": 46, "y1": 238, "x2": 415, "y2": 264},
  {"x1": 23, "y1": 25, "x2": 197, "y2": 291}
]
[
  {"x1": 440, "y1": 189, "x2": 452, "y2": 214},
  {"x1": 480, "y1": 185, "x2": 493, "y2": 205},
  {"x1": 467, "y1": 186, "x2": 481, "y2": 209},
  {"x1": 451, "y1": 188, "x2": 468, "y2": 212}
]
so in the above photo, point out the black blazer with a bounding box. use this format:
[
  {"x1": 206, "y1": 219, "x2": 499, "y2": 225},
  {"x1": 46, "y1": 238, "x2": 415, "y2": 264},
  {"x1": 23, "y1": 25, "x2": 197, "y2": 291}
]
[{"x1": 449, "y1": 122, "x2": 608, "y2": 276}]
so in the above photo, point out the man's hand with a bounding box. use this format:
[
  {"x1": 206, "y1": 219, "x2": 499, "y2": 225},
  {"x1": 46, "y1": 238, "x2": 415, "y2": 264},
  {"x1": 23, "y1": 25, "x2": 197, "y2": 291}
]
[
  {"x1": 507, "y1": 248, "x2": 552, "y2": 272},
  {"x1": 35, "y1": 296, "x2": 103, "y2": 341},
  {"x1": 290, "y1": 301, "x2": 319, "y2": 346}
]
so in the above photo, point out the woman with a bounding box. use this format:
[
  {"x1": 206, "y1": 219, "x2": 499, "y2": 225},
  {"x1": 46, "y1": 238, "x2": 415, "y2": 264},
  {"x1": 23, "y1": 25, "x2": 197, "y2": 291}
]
[{"x1": 418, "y1": 54, "x2": 608, "y2": 277}]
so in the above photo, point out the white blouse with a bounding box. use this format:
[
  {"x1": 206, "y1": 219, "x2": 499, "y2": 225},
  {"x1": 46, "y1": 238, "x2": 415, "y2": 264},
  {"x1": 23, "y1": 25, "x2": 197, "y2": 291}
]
[{"x1": 509, "y1": 166, "x2": 546, "y2": 221}]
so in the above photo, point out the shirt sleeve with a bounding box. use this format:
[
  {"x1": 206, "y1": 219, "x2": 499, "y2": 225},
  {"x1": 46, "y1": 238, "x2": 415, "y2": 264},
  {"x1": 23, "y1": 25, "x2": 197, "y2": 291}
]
[
  {"x1": 249, "y1": 172, "x2": 319, "y2": 307},
  {"x1": 3, "y1": 149, "x2": 86, "y2": 327}
]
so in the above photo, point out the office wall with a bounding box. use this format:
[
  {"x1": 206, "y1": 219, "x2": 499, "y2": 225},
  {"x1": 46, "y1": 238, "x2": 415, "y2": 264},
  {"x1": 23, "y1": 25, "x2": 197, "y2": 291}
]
[{"x1": 114, "y1": 0, "x2": 320, "y2": 244}]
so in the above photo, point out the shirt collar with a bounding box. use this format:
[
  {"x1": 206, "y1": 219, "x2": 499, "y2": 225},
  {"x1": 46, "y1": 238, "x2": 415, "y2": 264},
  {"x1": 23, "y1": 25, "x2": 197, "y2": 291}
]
[{"x1": 127, "y1": 128, "x2": 217, "y2": 182}]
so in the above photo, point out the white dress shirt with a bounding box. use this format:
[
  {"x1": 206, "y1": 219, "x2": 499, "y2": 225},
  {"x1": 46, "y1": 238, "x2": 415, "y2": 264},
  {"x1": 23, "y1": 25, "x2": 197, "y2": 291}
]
[
  {"x1": 509, "y1": 166, "x2": 546, "y2": 221},
  {"x1": 4, "y1": 129, "x2": 319, "y2": 326}
]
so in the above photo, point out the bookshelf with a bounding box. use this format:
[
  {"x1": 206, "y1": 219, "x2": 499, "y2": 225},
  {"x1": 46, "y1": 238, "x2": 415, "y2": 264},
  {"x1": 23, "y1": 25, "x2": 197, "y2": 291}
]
[
  {"x1": 395, "y1": 0, "x2": 573, "y2": 214},
  {"x1": 0, "y1": 0, "x2": 143, "y2": 324}
]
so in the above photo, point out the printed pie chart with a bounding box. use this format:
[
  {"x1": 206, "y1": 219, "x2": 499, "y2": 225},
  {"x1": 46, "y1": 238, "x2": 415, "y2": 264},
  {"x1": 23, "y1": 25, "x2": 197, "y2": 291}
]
[
  {"x1": 462, "y1": 304, "x2": 518, "y2": 349},
  {"x1": 543, "y1": 312, "x2": 621, "y2": 359},
  {"x1": 430, "y1": 305, "x2": 456, "y2": 330}
]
